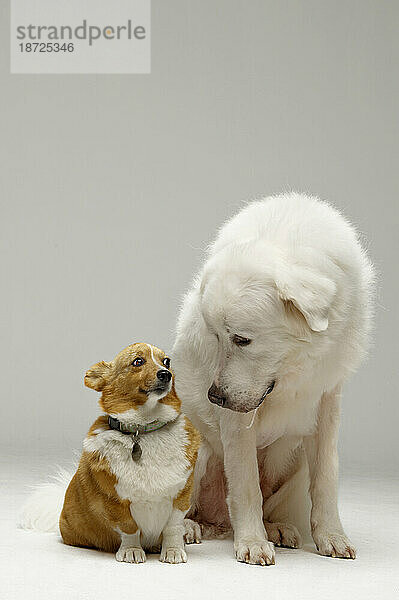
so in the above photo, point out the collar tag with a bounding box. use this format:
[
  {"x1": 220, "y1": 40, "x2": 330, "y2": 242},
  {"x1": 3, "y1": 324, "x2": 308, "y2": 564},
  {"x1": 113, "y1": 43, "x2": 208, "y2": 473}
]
[{"x1": 131, "y1": 440, "x2": 142, "y2": 461}]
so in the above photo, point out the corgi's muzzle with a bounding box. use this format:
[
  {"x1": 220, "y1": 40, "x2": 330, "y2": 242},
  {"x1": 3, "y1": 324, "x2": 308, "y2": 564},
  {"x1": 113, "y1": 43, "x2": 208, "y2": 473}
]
[{"x1": 147, "y1": 369, "x2": 172, "y2": 395}]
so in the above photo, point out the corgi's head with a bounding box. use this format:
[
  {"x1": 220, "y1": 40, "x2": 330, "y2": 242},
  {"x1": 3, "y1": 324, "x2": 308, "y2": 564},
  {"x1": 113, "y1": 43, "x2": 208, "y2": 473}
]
[{"x1": 84, "y1": 343, "x2": 180, "y2": 425}]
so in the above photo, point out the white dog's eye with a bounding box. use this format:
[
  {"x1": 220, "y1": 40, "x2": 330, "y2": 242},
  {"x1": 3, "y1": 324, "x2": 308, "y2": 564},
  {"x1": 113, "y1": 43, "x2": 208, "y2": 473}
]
[
  {"x1": 232, "y1": 334, "x2": 252, "y2": 346},
  {"x1": 163, "y1": 357, "x2": 171, "y2": 369},
  {"x1": 265, "y1": 380, "x2": 275, "y2": 395}
]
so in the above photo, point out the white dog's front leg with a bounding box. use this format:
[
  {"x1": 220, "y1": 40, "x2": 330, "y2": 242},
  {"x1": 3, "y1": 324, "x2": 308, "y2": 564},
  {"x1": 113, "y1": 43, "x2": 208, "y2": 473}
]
[
  {"x1": 220, "y1": 413, "x2": 275, "y2": 566},
  {"x1": 160, "y1": 508, "x2": 187, "y2": 564},
  {"x1": 304, "y1": 386, "x2": 356, "y2": 559}
]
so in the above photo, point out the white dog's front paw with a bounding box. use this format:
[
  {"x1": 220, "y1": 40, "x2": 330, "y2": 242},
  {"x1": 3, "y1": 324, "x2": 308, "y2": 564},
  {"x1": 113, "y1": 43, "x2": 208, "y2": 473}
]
[
  {"x1": 313, "y1": 529, "x2": 356, "y2": 559},
  {"x1": 234, "y1": 538, "x2": 275, "y2": 566},
  {"x1": 160, "y1": 546, "x2": 187, "y2": 564},
  {"x1": 184, "y1": 518, "x2": 202, "y2": 544},
  {"x1": 116, "y1": 546, "x2": 146, "y2": 563}
]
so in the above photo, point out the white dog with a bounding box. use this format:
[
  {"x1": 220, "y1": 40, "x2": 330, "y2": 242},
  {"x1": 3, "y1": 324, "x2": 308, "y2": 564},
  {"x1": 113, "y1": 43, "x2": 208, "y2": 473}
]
[{"x1": 173, "y1": 192, "x2": 374, "y2": 566}]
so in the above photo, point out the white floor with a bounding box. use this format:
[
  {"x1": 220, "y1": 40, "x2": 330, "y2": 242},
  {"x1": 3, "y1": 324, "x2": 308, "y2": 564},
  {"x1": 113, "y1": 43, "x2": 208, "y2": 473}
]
[{"x1": 2, "y1": 455, "x2": 398, "y2": 600}]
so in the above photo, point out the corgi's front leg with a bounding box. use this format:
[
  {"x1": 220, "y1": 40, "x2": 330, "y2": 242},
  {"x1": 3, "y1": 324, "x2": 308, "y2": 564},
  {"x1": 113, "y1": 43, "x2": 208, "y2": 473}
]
[
  {"x1": 116, "y1": 530, "x2": 146, "y2": 564},
  {"x1": 160, "y1": 508, "x2": 187, "y2": 564}
]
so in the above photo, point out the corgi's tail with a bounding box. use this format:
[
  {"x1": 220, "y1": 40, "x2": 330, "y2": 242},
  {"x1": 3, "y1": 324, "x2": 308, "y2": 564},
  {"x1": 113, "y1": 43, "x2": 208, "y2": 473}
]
[{"x1": 19, "y1": 468, "x2": 73, "y2": 534}]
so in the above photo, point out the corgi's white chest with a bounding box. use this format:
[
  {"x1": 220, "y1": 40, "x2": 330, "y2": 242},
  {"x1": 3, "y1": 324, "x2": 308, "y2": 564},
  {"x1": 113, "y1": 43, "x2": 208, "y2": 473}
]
[
  {"x1": 83, "y1": 415, "x2": 191, "y2": 548},
  {"x1": 84, "y1": 415, "x2": 191, "y2": 501}
]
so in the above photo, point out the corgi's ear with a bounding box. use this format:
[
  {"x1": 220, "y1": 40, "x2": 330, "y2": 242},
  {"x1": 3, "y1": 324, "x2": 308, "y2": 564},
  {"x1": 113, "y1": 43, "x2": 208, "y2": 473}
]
[
  {"x1": 275, "y1": 265, "x2": 336, "y2": 332},
  {"x1": 84, "y1": 361, "x2": 111, "y2": 391}
]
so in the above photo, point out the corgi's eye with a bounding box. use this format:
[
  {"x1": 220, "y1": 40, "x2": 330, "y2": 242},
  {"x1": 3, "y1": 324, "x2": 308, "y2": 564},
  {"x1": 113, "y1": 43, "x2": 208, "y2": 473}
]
[
  {"x1": 132, "y1": 358, "x2": 145, "y2": 367},
  {"x1": 163, "y1": 357, "x2": 171, "y2": 369}
]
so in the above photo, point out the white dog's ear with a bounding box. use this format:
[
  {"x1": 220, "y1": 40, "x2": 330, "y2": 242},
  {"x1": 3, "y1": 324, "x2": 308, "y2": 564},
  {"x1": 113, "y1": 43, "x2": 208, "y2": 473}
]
[
  {"x1": 84, "y1": 361, "x2": 111, "y2": 391},
  {"x1": 275, "y1": 266, "x2": 336, "y2": 332}
]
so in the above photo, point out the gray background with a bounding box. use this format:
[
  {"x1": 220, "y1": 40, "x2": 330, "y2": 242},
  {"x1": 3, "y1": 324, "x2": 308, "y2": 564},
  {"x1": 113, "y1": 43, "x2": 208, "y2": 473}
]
[{"x1": 1, "y1": 0, "x2": 398, "y2": 472}]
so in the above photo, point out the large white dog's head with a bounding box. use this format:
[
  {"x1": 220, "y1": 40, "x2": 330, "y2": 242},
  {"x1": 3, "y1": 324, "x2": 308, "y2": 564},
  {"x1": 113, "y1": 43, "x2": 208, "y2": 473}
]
[{"x1": 200, "y1": 241, "x2": 336, "y2": 413}]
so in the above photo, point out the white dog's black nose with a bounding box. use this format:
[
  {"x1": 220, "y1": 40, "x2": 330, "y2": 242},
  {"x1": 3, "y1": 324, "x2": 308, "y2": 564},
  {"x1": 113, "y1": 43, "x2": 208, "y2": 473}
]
[
  {"x1": 208, "y1": 384, "x2": 227, "y2": 407},
  {"x1": 157, "y1": 369, "x2": 172, "y2": 383}
]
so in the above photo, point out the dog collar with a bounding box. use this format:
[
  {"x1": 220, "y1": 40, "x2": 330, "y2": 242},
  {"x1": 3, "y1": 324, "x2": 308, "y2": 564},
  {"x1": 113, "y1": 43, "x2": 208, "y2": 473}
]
[
  {"x1": 108, "y1": 415, "x2": 171, "y2": 435},
  {"x1": 107, "y1": 415, "x2": 176, "y2": 462},
  {"x1": 108, "y1": 415, "x2": 179, "y2": 462}
]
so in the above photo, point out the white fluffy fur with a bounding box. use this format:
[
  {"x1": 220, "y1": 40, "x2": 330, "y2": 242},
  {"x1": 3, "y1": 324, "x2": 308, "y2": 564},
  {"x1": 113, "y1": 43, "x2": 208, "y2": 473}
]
[
  {"x1": 173, "y1": 192, "x2": 374, "y2": 565},
  {"x1": 19, "y1": 468, "x2": 73, "y2": 534}
]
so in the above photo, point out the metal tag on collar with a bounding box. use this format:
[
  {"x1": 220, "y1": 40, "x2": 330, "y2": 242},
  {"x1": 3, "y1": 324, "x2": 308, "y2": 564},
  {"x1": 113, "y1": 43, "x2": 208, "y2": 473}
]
[{"x1": 131, "y1": 426, "x2": 142, "y2": 462}]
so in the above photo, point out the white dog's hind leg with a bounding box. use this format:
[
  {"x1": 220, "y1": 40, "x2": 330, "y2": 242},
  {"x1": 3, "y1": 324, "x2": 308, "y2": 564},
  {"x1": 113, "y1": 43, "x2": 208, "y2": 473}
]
[
  {"x1": 262, "y1": 442, "x2": 311, "y2": 545},
  {"x1": 183, "y1": 519, "x2": 202, "y2": 544},
  {"x1": 263, "y1": 522, "x2": 302, "y2": 548},
  {"x1": 188, "y1": 450, "x2": 232, "y2": 539},
  {"x1": 220, "y1": 412, "x2": 275, "y2": 566},
  {"x1": 304, "y1": 386, "x2": 356, "y2": 559}
]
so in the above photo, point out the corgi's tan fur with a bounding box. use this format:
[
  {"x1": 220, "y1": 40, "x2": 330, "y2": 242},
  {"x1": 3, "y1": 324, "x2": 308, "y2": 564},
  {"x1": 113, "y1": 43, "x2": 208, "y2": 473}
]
[{"x1": 59, "y1": 343, "x2": 201, "y2": 564}]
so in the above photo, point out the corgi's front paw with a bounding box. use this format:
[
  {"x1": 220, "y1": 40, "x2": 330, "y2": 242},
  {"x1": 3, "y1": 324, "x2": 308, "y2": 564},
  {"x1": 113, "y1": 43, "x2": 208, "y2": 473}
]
[
  {"x1": 116, "y1": 546, "x2": 146, "y2": 563},
  {"x1": 160, "y1": 547, "x2": 187, "y2": 564}
]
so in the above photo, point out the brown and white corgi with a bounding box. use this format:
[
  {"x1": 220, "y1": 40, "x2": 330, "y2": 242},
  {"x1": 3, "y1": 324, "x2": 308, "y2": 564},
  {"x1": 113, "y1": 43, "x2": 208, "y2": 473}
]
[{"x1": 59, "y1": 342, "x2": 201, "y2": 564}]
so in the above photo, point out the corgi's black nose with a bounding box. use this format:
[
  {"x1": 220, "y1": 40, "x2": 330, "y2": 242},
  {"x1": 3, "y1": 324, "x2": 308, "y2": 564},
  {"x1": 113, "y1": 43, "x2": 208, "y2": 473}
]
[{"x1": 157, "y1": 369, "x2": 172, "y2": 383}]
